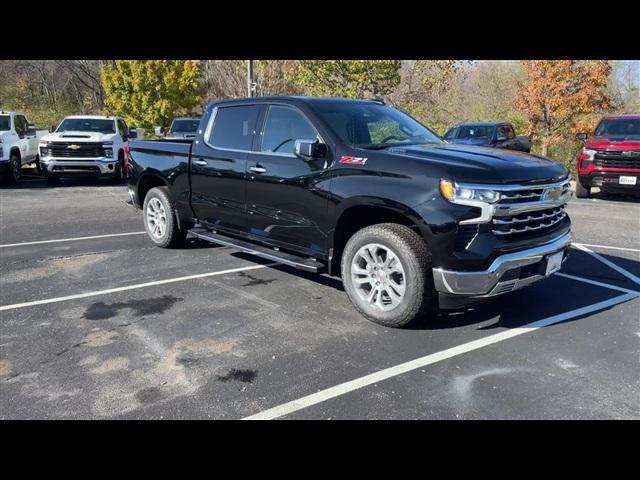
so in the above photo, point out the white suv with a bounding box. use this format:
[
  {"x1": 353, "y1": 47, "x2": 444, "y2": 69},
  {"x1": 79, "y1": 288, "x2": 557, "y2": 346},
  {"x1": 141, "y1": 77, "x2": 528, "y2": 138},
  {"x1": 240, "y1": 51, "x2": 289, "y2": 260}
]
[
  {"x1": 0, "y1": 111, "x2": 46, "y2": 184},
  {"x1": 38, "y1": 115, "x2": 136, "y2": 184}
]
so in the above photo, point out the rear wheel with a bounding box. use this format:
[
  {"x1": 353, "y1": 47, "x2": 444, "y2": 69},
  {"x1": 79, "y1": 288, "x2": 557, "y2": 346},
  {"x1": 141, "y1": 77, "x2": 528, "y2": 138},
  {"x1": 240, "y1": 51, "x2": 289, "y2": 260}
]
[
  {"x1": 575, "y1": 181, "x2": 591, "y2": 198},
  {"x1": 143, "y1": 186, "x2": 187, "y2": 248},
  {"x1": 111, "y1": 155, "x2": 124, "y2": 184},
  {"x1": 341, "y1": 223, "x2": 437, "y2": 328}
]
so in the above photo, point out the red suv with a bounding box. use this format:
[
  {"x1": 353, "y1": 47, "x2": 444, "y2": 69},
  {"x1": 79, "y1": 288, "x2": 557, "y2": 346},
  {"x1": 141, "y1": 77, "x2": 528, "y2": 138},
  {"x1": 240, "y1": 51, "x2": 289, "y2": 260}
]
[{"x1": 575, "y1": 114, "x2": 640, "y2": 198}]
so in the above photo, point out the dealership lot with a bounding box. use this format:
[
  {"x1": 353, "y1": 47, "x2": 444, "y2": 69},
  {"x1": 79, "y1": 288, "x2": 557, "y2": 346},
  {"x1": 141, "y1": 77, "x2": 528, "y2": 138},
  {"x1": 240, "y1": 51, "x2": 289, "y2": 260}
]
[{"x1": 1, "y1": 174, "x2": 639, "y2": 419}]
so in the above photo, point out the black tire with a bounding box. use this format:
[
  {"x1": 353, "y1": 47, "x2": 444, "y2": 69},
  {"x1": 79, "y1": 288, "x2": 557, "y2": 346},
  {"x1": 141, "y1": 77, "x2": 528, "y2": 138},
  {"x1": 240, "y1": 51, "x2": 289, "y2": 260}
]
[
  {"x1": 111, "y1": 155, "x2": 124, "y2": 184},
  {"x1": 7, "y1": 153, "x2": 21, "y2": 184},
  {"x1": 142, "y1": 186, "x2": 187, "y2": 248},
  {"x1": 340, "y1": 223, "x2": 437, "y2": 328},
  {"x1": 575, "y1": 181, "x2": 590, "y2": 198},
  {"x1": 34, "y1": 155, "x2": 42, "y2": 174}
]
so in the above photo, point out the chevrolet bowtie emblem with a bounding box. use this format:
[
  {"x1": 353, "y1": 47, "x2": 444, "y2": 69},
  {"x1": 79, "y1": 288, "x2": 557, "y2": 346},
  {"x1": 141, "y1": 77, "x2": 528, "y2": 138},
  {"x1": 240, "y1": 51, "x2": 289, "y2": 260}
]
[
  {"x1": 545, "y1": 187, "x2": 562, "y2": 200},
  {"x1": 67, "y1": 144, "x2": 81, "y2": 150}
]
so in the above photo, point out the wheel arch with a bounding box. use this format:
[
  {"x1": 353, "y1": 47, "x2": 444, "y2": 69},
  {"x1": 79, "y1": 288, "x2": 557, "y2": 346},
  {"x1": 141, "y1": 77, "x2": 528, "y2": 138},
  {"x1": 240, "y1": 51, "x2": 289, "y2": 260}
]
[
  {"x1": 328, "y1": 198, "x2": 430, "y2": 276},
  {"x1": 136, "y1": 173, "x2": 170, "y2": 208}
]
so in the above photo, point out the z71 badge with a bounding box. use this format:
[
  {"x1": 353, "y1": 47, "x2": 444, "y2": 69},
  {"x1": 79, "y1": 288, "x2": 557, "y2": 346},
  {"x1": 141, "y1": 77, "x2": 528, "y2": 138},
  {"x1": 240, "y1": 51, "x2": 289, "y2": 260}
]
[{"x1": 339, "y1": 155, "x2": 368, "y2": 165}]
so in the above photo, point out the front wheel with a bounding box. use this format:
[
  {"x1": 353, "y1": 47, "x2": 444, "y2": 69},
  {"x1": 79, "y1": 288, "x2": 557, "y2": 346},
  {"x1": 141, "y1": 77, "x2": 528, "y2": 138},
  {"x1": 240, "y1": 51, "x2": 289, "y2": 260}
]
[
  {"x1": 143, "y1": 186, "x2": 187, "y2": 248},
  {"x1": 341, "y1": 223, "x2": 437, "y2": 328},
  {"x1": 575, "y1": 181, "x2": 591, "y2": 198},
  {"x1": 7, "y1": 154, "x2": 21, "y2": 184}
]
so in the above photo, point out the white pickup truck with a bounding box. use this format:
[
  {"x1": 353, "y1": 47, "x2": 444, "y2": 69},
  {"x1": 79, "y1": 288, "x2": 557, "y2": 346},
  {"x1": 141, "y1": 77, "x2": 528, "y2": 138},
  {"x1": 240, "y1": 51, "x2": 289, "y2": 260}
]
[
  {"x1": 38, "y1": 115, "x2": 137, "y2": 184},
  {"x1": 0, "y1": 111, "x2": 47, "y2": 184}
]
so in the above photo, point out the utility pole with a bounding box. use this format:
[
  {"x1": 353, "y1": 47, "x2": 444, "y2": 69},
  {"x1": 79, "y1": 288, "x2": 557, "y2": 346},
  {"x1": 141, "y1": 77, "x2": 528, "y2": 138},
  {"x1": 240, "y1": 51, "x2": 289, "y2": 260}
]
[{"x1": 247, "y1": 60, "x2": 256, "y2": 97}]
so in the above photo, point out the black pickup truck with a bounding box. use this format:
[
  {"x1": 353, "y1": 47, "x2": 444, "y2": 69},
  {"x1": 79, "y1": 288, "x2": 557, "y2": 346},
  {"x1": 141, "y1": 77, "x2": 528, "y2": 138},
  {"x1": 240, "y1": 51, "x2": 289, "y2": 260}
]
[{"x1": 126, "y1": 97, "x2": 572, "y2": 327}]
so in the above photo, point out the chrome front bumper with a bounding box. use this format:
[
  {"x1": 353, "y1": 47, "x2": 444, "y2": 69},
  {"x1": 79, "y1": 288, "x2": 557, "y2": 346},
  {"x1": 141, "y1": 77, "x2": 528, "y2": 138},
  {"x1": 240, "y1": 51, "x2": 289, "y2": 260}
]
[
  {"x1": 41, "y1": 157, "x2": 117, "y2": 175},
  {"x1": 433, "y1": 232, "x2": 572, "y2": 297}
]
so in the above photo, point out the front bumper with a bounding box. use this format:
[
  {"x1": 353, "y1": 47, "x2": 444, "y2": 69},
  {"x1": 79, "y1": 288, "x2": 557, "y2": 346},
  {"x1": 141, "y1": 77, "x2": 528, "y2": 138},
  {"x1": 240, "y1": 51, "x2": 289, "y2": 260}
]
[
  {"x1": 433, "y1": 231, "x2": 572, "y2": 297},
  {"x1": 579, "y1": 171, "x2": 640, "y2": 190},
  {"x1": 40, "y1": 157, "x2": 118, "y2": 177}
]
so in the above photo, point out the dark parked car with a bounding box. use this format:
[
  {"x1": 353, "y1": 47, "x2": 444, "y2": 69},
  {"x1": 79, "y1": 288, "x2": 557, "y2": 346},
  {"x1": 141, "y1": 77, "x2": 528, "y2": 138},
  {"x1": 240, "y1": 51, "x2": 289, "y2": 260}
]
[
  {"x1": 444, "y1": 122, "x2": 531, "y2": 153},
  {"x1": 126, "y1": 97, "x2": 571, "y2": 328}
]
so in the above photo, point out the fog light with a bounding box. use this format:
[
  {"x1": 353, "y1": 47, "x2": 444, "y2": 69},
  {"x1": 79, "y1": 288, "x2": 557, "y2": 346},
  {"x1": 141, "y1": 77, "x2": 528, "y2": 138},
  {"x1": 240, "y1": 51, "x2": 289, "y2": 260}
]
[{"x1": 108, "y1": 164, "x2": 114, "y2": 170}]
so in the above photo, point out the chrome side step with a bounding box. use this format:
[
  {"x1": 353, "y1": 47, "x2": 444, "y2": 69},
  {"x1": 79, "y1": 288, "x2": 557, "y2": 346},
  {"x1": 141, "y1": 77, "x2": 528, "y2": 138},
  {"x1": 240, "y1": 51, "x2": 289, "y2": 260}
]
[{"x1": 188, "y1": 228, "x2": 325, "y2": 273}]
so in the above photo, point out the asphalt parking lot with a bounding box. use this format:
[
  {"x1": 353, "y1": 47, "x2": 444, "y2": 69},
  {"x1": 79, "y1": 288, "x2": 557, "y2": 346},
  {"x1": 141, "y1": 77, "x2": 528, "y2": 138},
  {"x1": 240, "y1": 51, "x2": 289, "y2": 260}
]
[{"x1": 1, "y1": 171, "x2": 639, "y2": 419}]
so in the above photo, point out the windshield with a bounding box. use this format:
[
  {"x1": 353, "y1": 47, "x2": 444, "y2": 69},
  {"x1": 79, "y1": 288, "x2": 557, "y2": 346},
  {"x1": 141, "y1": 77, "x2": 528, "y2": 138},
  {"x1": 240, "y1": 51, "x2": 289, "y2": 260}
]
[
  {"x1": 314, "y1": 102, "x2": 442, "y2": 149},
  {"x1": 454, "y1": 125, "x2": 495, "y2": 140},
  {"x1": 170, "y1": 119, "x2": 200, "y2": 133},
  {"x1": 57, "y1": 118, "x2": 116, "y2": 134},
  {"x1": 594, "y1": 118, "x2": 640, "y2": 140},
  {"x1": 0, "y1": 115, "x2": 10, "y2": 131}
]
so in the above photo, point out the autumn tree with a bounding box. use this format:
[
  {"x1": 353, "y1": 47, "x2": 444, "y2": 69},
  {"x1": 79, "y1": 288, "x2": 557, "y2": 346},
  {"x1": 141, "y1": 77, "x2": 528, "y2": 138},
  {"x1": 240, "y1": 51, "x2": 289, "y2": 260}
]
[
  {"x1": 289, "y1": 60, "x2": 401, "y2": 98},
  {"x1": 101, "y1": 60, "x2": 203, "y2": 133},
  {"x1": 515, "y1": 60, "x2": 612, "y2": 156}
]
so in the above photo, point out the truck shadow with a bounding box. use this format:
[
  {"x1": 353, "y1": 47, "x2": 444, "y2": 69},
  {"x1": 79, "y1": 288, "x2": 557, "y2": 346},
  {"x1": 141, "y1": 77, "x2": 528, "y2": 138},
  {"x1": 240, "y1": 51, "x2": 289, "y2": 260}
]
[
  {"x1": 0, "y1": 168, "x2": 126, "y2": 189},
  {"x1": 231, "y1": 249, "x2": 638, "y2": 332}
]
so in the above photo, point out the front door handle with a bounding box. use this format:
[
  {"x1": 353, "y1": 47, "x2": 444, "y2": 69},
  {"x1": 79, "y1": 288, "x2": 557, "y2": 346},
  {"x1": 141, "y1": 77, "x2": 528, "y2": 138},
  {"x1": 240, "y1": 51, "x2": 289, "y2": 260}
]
[
  {"x1": 193, "y1": 159, "x2": 207, "y2": 167},
  {"x1": 249, "y1": 166, "x2": 267, "y2": 174}
]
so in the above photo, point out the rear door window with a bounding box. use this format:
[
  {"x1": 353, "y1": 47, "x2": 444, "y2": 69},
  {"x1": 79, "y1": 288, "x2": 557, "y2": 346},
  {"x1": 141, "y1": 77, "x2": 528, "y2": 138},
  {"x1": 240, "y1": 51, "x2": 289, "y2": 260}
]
[{"x1": 209, "y1": 105, "x2": 260, "y2": 151}]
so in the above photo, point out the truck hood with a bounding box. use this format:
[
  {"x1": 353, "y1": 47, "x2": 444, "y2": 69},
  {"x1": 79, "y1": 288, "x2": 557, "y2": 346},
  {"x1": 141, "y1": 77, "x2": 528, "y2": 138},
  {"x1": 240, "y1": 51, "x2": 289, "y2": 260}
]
[
  {"x1": 40, "y1": 131, "x2": 118, "y2": 143},
  {"x1": 449, "y1": 138, "x2": 490, "y2": 146},
  {"x1": 386, "y1": 143, "x2": 567, "y2": 184},
  {"x1": 585, "y1": 136, "x2": 640, "y2": 151}
]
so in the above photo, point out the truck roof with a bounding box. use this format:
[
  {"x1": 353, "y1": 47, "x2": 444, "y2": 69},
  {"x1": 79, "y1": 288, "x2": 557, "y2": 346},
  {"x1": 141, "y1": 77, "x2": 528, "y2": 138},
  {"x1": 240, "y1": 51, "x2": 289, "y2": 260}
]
[
  {"x1": 454, "y1": 121, "x2": 509, "y2": 127},
  {"x1": 208, "y1": 96, "x2": 385, "y2": 108},
  {"x1": 601, "y1": 113, "x2": 640, "y2": 120},
  {"x1": 63, "y1": 115, "x2": 121, "y2": 120}
]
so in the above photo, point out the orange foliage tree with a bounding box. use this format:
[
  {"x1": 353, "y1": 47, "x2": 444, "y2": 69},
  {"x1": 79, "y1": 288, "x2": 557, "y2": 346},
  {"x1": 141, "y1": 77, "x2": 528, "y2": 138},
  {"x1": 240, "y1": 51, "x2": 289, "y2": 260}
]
[{"x1": 515, "y1": 61, "x2": 612, "y2": 157}]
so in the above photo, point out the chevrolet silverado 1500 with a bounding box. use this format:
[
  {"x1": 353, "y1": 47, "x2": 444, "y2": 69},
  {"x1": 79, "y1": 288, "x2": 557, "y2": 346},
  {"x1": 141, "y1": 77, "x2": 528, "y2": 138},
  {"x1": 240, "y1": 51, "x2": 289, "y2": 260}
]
[{"x1": 127, "y1": 97, "x2": 572, "y2": 327}]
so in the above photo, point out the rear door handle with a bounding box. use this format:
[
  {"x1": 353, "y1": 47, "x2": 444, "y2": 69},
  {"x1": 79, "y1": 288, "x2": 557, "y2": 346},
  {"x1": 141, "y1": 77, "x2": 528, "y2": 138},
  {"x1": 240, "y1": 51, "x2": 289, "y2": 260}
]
[
  {"x1": 249, "y1": 166, "x2": 267, "y2": 174},
  {"x1": 193, "y1": 159, "x2": 207, "y2": 167}
]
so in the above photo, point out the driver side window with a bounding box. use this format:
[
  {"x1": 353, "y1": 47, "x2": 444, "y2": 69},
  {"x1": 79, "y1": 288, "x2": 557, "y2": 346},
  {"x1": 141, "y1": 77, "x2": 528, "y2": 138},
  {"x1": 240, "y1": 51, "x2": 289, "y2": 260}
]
[{"x1": 261, "y1": 105, "x2": 317, "y2": 155}]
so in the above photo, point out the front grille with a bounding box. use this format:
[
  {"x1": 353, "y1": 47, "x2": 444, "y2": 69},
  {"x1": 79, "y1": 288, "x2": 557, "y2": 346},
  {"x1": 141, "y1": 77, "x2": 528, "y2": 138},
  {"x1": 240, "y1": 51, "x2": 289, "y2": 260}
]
[
  {"x1": 594, "y1": 150, "x2": 640, "y2": 169},
  {"x1": 492, "y1": 206, "x2": 567, "y2": 236},
  {"x1": 46, "y1": 142, "x2": 105, "y2": 158},
  {"x1": 498, "y1": 182, "x2": 572, "y2": 204}
]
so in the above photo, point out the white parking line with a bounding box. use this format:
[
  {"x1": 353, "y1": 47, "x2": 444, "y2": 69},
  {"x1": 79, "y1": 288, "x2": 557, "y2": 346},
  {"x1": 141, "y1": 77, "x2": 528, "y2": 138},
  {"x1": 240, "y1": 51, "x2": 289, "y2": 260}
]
[
  {"x1": 0, "y1": 232, "x2": 146, "y2": 248},
  {"x1": 0, "y1": 263, "x2": 274, "y2": 312},
  {"x1": 555, "y1": 272, "x2": 639, "y2": 294},
  {"x1": 573, "y1": 243, "x2": 640, "y2": 254},
  {"x1": 243, "y1": 290, "x2": 639, "y2": 420},
  {"x1": 573, "y1": 243, "x2": 640, "y2": 286}
]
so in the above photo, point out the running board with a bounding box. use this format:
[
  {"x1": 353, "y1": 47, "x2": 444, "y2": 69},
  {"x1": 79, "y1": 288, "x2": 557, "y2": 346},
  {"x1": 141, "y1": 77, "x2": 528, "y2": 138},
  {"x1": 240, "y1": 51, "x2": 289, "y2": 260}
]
[{"x1": 188, "y1": 228, "x2": 325, "y2": 273}]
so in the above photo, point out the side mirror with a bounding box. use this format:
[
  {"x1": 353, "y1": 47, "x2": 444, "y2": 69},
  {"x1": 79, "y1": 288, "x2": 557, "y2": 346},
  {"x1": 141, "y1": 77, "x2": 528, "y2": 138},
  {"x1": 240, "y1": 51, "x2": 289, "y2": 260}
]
[
  {"x1": 576, "y1": 132, "x2": 588, "y2": 142},
  {"x1": 49, "y1": 125, "x2": 57, "y2": 133},
  {"x1": 26, "y1": 123, "x2": 36, "y2": 135},
  {"x1": 294, "y1": 139, "x2": 326, "y2": 161},
  {"x1": 128, "y1": 129, "x2": 138, "y2": 139}
]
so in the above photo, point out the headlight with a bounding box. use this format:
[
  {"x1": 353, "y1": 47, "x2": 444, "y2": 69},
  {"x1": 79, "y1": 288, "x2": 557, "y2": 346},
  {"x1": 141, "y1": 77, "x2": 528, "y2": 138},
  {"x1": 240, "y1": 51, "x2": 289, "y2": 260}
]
[
  {"x1": 104, "y1": 148, "x2": 113, "y2": 157},
  {"x1": 440, "y1": 179, "x2": 501, "y2": 204}
]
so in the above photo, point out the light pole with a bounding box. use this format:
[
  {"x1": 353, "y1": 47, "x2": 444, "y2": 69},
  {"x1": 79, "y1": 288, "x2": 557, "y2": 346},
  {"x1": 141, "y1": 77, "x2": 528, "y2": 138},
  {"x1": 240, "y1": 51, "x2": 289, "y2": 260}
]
[{"x1": 247, "y1": 60, "x2": 256, "y2": 97}]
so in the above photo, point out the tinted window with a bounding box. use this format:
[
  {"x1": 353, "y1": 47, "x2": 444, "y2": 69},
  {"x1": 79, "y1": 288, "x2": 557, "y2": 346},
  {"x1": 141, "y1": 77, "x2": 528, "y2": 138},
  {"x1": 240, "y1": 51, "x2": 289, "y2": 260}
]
[
  {"x1": 594, "y1": 118, "x2": 640, "y2": 139},
  {"x1": 171, "y1": 119, "x2": 200, "y2": 133},
  {"x1": 443, "y1": 127, "x2": 457, "y2": 140},
  {"x1": 117, "y1": 119, "x2": 128, "y2": 136},
  {"x1": 209, "y1": 106, "x2": 260, "y2": 151},
  {"x1": 57, "y1": 118, "x2": 116, "y2": 134},
  {"x1": 314, "y1": 102, "x2": 442, "y2": 149},
  {"x1": 261, "y1": 106, "x2": 317, "y2": 155},
  {"x1": 14, "y1": 115, "x2": 27, "y2": 135},
  {"x1": 458, "y1": 125, "x2": 494, "y2": 139},
  {"x1": 0, "y1": 115, "x2": 9, "y2": 131}
]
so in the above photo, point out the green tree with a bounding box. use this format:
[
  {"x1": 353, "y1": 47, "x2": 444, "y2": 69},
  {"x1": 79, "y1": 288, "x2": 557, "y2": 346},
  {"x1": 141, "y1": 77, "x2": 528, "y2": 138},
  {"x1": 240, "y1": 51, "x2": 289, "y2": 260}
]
[
  {"x1": 101, "y1": 60, "x2": 203, "y2": 133},
  {"x1": 290, "y1": 60, "x2": 401, "y2": 98}
]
